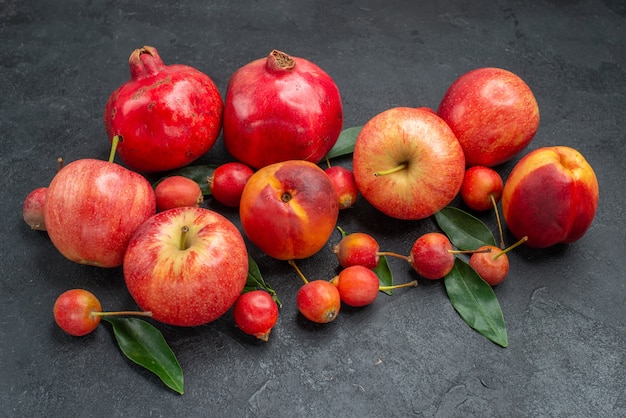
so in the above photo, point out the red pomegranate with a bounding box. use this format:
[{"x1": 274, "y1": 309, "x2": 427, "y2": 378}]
[
  {"x1": 223, "y1": 50, "x2": 343, "y2": 169},
  {"x1": 104, "y1": 46, "x2": 223, "y2": 173}
]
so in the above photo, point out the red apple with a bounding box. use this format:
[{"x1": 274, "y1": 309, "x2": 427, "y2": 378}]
[
  {"x1": 44, "y1": 159, "x2": 156, "y2": 268},
  {"x1": 23, "y1": 187, "x2": 47, "y2": 231},
  {"x1": 123, "y1": 206, "x2": 249, "y2": 327},
  {"x1": 352, "y1": 107, "x2": 465, "y2": 220},
  {"x1": 502, "y1": 146, "x2": 599, "y2": 248},
  {"x1": 437, "y1": 67, "x2": 540, "y2": 167},
  {"x1": 239, "y1": 160, "x2": 339, "y2": 260},
  {"x1": 325, "y1": 166, "x2": 359, "y2": 210}
]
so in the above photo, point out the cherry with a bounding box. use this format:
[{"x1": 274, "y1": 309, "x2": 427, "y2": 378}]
[
  {"x1": 409, "y1": 232, "x2": 456, "y2": 280},
  {"x1": 155, "y1": 175, "x2": 203, "y2": 212},
  {"x1": 469, "y1": 236, "x2": 528, "y2": 286},
  {"x1": 233, "y1": 290, "x2": 279, "y2": 341},
  {"x1": 209, "y1": 162, "x2": 254, "y2": 207},
  {"x1": 461, "y1": 166, "x2": 506, "y2": 247},
  {"x1": 330, "y1": 265, "x2": 417, "y2": 307},
  {"x1": 333, "y1": 231, "x2": 380, "y2": 269},
  {"x1": 460, "y1": 166, "x2": 503, "y2": 212},
  {"x1": 289, "y1": 260, "x2": 341, "y2": 324},
  {"x1": 325, "y1": 166, "x2": 359, "y2": 210},
  {"x1": 23, "y1": 187, "x2": 47, "y2": 231},
  {"x1": 53, "y1": 289, "x2": 152, "y2": 336}
]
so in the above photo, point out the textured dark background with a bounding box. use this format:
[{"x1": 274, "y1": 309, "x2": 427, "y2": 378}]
[{"x1": 1, "y1": 1, "x2": 625, "y2": 416}]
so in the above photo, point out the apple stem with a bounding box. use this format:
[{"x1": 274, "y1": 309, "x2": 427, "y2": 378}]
[
  {"x1": 491, "y1": 194, "x2": 505, "y2": 249},
  {"x1": 92, "y1": 310, "x2": 153, "y2": 318},
  {"x1": 449, "y1": 248, "x2": 492, "y2": 255},
  {"x1": 57, "y1": 157, "x2": 64, "y2": 172},
  {"x1": 336, "y1": 225, "x2": 348, "y2": 238},
  {"x1": 494, "y1": 236, "x2": 528, "y2": 260},
  {"x1": 179, "y1": 226, "x2": 190, "y2": 250},
  {"x1": 377, "y1": 251, "x2": 410, "y2": 262},
  {"x1": 374, "y1": 163, "x2": 407, "y2": 177},
  {"x1": 288, "y1": 259, "x2": 308, "y2": 284},
  {"x1": 109, "y1": 135, "x2": 121, "y2": 163},
  {"x1": 379, "y1": 280, "x2": 418, "y2": 291}
]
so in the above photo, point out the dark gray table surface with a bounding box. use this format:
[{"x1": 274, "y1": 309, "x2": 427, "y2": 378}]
[{"x1": 2, "y1": 1, "x2": 625, "y2": 417}]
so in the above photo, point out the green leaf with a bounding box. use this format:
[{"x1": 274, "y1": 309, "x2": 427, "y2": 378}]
[
  {"x1": 444, "y1": 258, "x2": 508, "y2": 347},
  {"x1": 103, "y1": 317, "x2": 185, "y2": 394},
  {"x1": 373, "y1": 255, "x2": 394, "y2": 295},
  {"x1": 243, "y1": 255, "x2": 282, "y2": 308},
  {"x1": 153, "y1": 164, "x2": 218, "y2": 196},
  {"x1": 435, "y1": 206, "x2": 496, "y2": 250},
  {"x1": 325, "y1": 126, "x2": 362, "y2": 159}
]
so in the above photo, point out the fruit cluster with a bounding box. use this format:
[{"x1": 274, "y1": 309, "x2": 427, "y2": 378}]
[{"x1": 23, "y1": 46, "x2": 599, "y2": 393}]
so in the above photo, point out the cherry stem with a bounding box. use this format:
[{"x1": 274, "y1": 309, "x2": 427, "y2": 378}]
[
  {"x1": 449, "y1": 248, "x2": 491, "y2": 255},
  {"x1": 377, "y1": 251, "x2": 410, "y2": 262},
  {"x1": 179, "y1": 226, "x2": 190, "y2": 250},
  {"x1": 379, "y1": 280, "x2": 418, "y2": 291},
  {"x1": 288, "y1": 259, "x2": 308, "y2": 284},
  {"x1": 92, "y1": 311, "x2": 153, "y2": 318},
  {"x1": 325, "y1": 155, "x2": 331, "y2": 169},
  {"x1": 491, "y1": 194, "x2": 505, "y2": 249},
  {"x1": 374, "y1": 163, "x2": 407, "y2": 177},
  {"x1": 494, "y1": 236, "x2": 528, "y2": 260},
  {"x1": 109, "y1": 135, "x2": 120, "y2": 163}
]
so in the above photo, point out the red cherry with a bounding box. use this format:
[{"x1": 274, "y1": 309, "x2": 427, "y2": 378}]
[
  {"x1": 469, "y1": 236, "x2": 528, "y2": 286},
  {"x1": 325, "y1": 166, "x2": 359, "y2": 210},
  {"x1": 209, "y1": 162, "x2": 254, "y2": 207},
  {"x1": 155, "y1": 176, "x2": 203, "y2": 212},
  {"x1": 53, "y1": 289, "x2": 102, "y2": 336},
  {"x1": 331, "y1": 265, "x2": 380, "y2": 307},
  {"x1": 233, "y1": 290, "x2": 279, "y2": 341},
  {"x1": 333, "y1": 232, "x2": 380, "y2": 269},
  {"x1": 460, "y1": 166, "x2": 503, "y2": 212},
  {"x1": 409, "y1": 232, "x2": 455, "y2": 280},
  {"x1": 296, "y1": 280, "x2": 341, "y2": 324}
]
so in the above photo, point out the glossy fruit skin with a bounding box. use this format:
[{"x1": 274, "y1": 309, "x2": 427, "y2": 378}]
[
  {"x1": 23, "y1": 187, "x2": 47, "y2": 231},
  {"x1": 155, "y1": 176, "x2": 203, "y2": 212},
  {"x1": 53, "y1": 289, "x2": 102, "y2": 336},
  {"x1": 233, "y1": 290, "x2": 279, "y2": 341},
  {"x1": 104, "y1": 46, "x2": 223, "y2": 173},
  {"x1": 123, "y1": 207, "x2": 248, "y2": 327},
  {"x1": 437, "y1": 67, "x2": 540, "y2": 167},
  {"x1": 469, "y1": 245, "x2": 509, "y2": 286},
  {"x1": 325, "y1": 166, "x2": 359, "y2": 210},
  {"x1": 461, "y1": 166, "x2": 504, "y2": 211},
  {"x1": 333, "y1": 232, "x2": 380, "y2": 269},
  {"x1": 209, "y1": 162, "x2": 254, "y2": 207},
  {"x1": 353, "y1": 107, "x2": 465, "y2": 220},
  {"x1": 223, "y1": 50, "x2": 343, "y2": 169},
  {"x1": 44, "y1": 159, "x2": 156, "y2": 268},
  {"x1": 502, "y1": 146, "x2": 599, "y2": 248},
  {"x1": 239, "y1": 160, "x2": 339, "y2": 260},
  {"x1": 331, "y1": 265, "x2": 380, "y2": 307},
  {"x1": 409, "y1": 232, "x2": 455, "y2": 280},
  {"x1": 296, "y1": 280, "x2": 341, "y2": 324}
]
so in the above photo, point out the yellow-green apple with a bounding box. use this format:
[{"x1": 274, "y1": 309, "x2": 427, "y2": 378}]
[
  {"x1": 437, "y1": 67, "x2": 540, "y2": 167},
  {"x1": 239, "y1": 160, "x2": 339, "y2": 260},
  {"x1": 44, "y1": 159, "x2": 156, "y2": 267},
  {"x1": 123, "y1": 206, "x2": 248, "y2": 327},
  {"x1": 23, "y1": 187, "x2": 47, "y2": 231},
  {"x1": 352, "y1": 107, "x2": 465, "y2": 220},
  {"x1": 502, "y1": 146, "x2": 599, "y2": 248}
]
